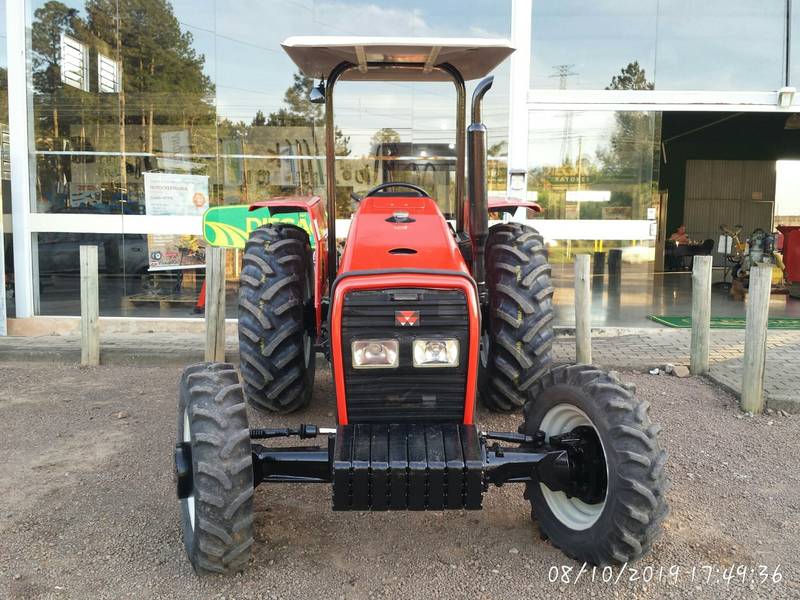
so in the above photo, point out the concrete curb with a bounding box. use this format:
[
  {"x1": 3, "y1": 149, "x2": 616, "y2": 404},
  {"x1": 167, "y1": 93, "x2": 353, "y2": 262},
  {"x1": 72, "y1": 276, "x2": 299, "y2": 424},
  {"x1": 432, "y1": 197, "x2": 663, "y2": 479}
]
[{"x1": 703, "y1": 371, "x2": 798, "y2": 414}]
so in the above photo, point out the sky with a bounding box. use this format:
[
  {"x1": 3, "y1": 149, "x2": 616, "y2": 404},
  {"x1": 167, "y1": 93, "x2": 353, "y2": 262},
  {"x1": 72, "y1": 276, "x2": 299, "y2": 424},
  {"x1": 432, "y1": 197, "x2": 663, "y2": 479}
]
[{"x1": 530, "y1": 0, "x2": 789, "y2": 91}]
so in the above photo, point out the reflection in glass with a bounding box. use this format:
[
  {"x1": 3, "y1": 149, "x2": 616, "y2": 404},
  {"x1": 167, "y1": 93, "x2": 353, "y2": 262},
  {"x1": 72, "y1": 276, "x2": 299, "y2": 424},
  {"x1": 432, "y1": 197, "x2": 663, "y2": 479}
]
[
  {"x1": 30, "y1": 0, "x2": 218, "y2": 215},
  {"x1": 527, "y1": 109, "x2": 661, "y2": 263},
  {"x1": 531, "y1": 0, "x2": 786, "y2": 91},
  {"x1": 531, "y1": 0, "x2": 657, "y2": 90},
  {"x1": 25, "y1": 0, "x2": 514, "y2": 316},
  {"x1": 35, "y1": 232, "x2": 242, "y2": 318}
]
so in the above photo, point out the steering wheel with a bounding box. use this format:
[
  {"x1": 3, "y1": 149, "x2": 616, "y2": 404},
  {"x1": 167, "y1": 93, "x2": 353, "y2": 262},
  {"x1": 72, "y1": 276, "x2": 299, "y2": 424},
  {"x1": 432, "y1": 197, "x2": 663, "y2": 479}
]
[{"x1": 351, "y1": 182, "x2": 430, "y2": 203}]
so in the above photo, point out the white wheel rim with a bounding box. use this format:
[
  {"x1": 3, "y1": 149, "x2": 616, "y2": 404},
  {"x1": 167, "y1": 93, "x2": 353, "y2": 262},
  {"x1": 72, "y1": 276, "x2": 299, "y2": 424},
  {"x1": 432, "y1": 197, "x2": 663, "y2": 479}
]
[
  {"x1": 182, "y1": 408, "x2": 195, "y2": 531},
  {"x1": 539, "y1": 404, "x2": 607, "y2": 530},
  {"x1": 304, "y1": 333, "x2": 312, "y2": 367},
  {"x1": 479, "y1": 332, "x2": 489, "y2": 368}
]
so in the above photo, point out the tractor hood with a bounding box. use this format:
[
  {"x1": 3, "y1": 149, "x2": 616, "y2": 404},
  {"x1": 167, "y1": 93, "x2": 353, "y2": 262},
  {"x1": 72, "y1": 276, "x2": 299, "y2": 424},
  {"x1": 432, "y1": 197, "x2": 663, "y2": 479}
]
[
  {"x1": 337, "y1": 196, "x2": 469, "y2": 273},
  {"x1": 282, "y1": 36, "x2": 514, "y2": 81}
]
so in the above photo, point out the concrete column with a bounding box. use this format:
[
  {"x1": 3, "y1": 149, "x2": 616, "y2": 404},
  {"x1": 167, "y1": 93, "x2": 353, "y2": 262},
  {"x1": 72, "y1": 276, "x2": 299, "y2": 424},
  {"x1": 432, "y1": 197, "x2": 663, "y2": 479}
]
[
  {"x1": 7, "y1": 0, "x2": 38, "y2": 318},
  {"x1": 506, "y1": 0, "x2": 532, "y2": 197}
]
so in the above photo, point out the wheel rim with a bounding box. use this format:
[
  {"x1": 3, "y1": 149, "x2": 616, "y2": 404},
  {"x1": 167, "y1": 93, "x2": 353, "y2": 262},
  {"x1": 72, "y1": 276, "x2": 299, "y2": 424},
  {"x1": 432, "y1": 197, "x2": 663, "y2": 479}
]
[
  {"x1": 479, "y1": 332, "x2": 490, "y2": 369},
  {"x1": 182, "y1": 408, "x2": 195, "y2": 531},
  {"x1": 303, "y1": 332, "x2": 312, "y2": 367},
  {"x1": 539, "y1": 404, "x2": 607, "y2": 530}
]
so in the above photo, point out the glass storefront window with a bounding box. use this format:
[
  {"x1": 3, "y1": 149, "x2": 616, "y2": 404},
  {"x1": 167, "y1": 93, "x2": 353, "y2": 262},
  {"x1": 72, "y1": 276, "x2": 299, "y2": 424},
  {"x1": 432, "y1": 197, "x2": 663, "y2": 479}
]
[
  {"x1": 790, "y1": 7, "x2": 800, "y2": 88},
  {"x1": 531, "y1": 1, "x2": 657, "y2": 90},
  {"x1": 531, "y1": 0, "x2": 786, "y2": 91},
  {"x1": 654, "y1": 1, "x2": 785, "y2": 91},
  {"x1": 24, "y1": 0, "x2": 512, "y2": 317},
  {"x1": 527, "y1": 109, "x2": 661, "y2": 264},
  {"x1": 35, "y1": 232, "x2": 239, "y2": 318}
]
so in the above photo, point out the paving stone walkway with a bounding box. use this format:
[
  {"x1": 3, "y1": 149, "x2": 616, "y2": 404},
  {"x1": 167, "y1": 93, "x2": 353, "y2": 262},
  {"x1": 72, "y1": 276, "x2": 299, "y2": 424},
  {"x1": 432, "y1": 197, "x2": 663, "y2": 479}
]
[
  {"x1": 1, "y1": 328, "x2": 798, "y2": 412},
  {"x1": 553, "y1": 329, "x2": 800, "y2": 412}
]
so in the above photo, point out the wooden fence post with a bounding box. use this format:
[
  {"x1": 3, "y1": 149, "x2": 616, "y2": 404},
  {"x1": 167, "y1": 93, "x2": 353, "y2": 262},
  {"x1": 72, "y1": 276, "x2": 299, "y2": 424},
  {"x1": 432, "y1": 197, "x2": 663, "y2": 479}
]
[
  {"x1": 80, "y1": 245, "x2": 99, "y2": 366},
  {"x1": 690, "y1": 255, "x2": 712, "y2": 374},
  {"x1": 575, "y1": 254, "x2": 592, "y2": 364},
  {"x1": 205, "y1": 246, "x2": 227, "y2": 362},
  {"x1": 740, "y1": 263, "x2": 772, "y2": 413}
]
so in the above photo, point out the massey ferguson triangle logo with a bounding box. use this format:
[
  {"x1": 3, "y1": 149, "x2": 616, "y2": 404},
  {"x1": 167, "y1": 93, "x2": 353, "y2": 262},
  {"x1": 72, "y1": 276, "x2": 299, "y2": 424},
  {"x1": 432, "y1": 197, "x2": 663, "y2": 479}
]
[{"x1": 395, "y1": 310, "x2": 420, "y2": 327}]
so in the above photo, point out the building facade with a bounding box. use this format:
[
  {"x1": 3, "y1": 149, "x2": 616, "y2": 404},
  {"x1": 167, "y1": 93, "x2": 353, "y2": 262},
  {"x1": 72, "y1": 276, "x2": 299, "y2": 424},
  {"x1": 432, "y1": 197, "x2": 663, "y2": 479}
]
[{"x1": 2, "y1": 0, "x2": 800, "y2": 333}]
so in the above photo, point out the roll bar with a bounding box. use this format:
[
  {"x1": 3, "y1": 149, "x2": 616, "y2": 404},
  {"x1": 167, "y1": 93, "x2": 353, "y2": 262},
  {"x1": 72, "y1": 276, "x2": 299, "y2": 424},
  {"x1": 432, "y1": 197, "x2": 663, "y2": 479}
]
[{"x1": 322, "y1": 61, "x2": 467, "y2": 292}]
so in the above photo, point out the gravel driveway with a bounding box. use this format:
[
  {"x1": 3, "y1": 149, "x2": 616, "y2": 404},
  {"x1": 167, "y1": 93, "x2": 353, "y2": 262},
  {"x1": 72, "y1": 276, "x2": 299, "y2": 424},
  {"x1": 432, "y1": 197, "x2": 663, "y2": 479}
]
[{"x1": 0, "y1": 360, "x2": 798, "y2": 599}]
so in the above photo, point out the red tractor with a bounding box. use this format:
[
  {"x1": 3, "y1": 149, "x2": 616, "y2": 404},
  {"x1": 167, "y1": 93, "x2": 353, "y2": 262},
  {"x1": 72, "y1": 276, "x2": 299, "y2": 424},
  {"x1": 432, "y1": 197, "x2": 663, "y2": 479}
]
[{"x1": 175, "y1": 37, "x2": 668, "y2": 575}]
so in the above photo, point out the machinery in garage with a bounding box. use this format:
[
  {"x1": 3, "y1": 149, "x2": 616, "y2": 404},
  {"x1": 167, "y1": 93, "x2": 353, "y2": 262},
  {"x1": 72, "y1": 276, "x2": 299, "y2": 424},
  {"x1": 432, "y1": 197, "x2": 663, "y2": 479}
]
[
  {"x1": 778, "y1": 225, "x2": 800, "y2": 298},
  {"x1": 174, "y1": 37, "x2": 669, "y2": 575}
]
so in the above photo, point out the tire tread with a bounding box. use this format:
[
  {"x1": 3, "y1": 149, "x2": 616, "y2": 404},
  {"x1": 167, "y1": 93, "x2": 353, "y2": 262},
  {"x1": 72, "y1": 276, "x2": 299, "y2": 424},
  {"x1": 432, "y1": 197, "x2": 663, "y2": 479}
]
[
  {"x1": 480, "y1": 223, "x2": 555, "y2": 412},
  {"x1": 178, "y1": 364, "x2": 254, "y2": 575},
  {"x1": 238, "y1": 224, "x2": 315, "y2": 413},
  {"x1": 522, "y1": 364, "x2": 669, "y2": 565}
]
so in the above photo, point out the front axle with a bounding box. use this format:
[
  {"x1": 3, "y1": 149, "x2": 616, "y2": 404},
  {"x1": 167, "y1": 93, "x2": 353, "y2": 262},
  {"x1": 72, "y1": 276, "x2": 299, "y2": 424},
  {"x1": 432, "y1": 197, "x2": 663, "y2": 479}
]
[{"x1": 177, "y1": 423, "x2": 605, "y2": 511}]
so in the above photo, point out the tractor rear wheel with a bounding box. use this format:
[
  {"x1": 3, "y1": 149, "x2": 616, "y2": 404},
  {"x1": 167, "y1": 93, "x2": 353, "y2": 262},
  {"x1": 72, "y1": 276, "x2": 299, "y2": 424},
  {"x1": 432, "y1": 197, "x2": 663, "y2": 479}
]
[
  {"x1": 176, "y1": 362, "x2": 254, "y2": 575},
  {"x1": 479, "y1": 222, "x2": 555, "y2": 411},
  {"x1": 520, "y1": 364, "x2": 669, "y2": 565},
  {"x1": 238, "y1": 224, "x2": 315, "y2": 413}
]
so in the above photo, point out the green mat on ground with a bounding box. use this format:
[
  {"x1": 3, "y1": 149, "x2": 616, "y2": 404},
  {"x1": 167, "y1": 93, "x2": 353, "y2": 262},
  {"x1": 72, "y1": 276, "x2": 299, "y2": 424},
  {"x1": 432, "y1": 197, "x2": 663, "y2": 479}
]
[{"x1": 648, "y1": 315, "x2": 800, "y2": 329}]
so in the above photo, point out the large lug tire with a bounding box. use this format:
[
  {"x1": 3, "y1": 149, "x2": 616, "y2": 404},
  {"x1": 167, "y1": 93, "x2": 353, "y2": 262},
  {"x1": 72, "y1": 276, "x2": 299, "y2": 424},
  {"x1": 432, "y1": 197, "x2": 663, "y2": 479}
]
[
  {"x1": 177, "y1": 362, "x2": 255, "y2": 575},
  {"x1": 238, "y1": 223, "x2": 316, "y2": 413},
  {"x1": 479, "y1": 222, "x2": 555, "y2": 412},
  {"x1": 520, "y1": 364, "x2": 669, "y2": 565}
]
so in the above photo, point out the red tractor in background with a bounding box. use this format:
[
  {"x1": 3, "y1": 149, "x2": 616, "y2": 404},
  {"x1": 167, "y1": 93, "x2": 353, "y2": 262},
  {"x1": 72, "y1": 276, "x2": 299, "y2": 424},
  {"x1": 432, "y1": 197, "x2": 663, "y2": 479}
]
[{"x1": 175, "y1": 37, "x2": 668, "y2": 575}]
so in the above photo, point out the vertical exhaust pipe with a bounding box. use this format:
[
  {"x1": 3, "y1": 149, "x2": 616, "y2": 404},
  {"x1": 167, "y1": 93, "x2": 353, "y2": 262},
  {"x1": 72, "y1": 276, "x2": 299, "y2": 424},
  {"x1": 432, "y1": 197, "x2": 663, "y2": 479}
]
[{"x1": 467, "y1": 76, "x2": 493, "y2": 296}]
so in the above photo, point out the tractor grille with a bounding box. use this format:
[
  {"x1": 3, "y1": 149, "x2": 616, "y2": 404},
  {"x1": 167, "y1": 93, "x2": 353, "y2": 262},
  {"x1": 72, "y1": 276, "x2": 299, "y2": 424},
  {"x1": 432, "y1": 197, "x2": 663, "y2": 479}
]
[{"x1": 341, "y1": 288, "x2": 469, "y2": 423}]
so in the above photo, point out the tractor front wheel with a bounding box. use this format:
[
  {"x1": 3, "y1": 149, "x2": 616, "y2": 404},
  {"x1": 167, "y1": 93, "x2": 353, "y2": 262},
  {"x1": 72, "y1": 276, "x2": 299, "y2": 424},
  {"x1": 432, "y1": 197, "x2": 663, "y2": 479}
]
[
  {"x1": 176, "y1": 362, "x2": 255, "y2": 575},
  {"x1": 520, "y1": 364, "x2": 669, "y2": 565},
  {"x1": 238, "y1": 223, "x2": 315, "y2": 413},
  {"x1": 479, "y1": 222, "x2": 555, "y2": 411}
]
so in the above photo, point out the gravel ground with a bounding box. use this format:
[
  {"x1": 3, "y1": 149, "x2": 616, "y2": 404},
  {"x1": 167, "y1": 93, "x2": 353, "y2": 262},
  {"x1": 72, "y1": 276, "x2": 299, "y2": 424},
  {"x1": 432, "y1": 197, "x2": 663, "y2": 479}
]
[{"x1": 0, "y1": 359, "x2": 799, "y2": 600}]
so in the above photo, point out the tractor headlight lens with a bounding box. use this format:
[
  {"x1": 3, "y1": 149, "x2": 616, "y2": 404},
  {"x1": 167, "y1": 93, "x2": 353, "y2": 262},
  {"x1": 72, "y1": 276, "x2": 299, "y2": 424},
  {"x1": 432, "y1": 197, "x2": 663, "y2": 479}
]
[
  {"x1": 351, "y1": 340, "x2": 399, "y2": 369},
  {"x1": 413, "y1": 339, "x2": 459, "y2": 368}
]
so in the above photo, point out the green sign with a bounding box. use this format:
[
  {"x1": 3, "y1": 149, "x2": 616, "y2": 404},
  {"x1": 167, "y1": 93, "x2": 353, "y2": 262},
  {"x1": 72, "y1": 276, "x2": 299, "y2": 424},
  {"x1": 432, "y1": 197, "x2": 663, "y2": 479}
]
[{"x1": 203, "y1": 205, "x2": 314, "y2": 249}]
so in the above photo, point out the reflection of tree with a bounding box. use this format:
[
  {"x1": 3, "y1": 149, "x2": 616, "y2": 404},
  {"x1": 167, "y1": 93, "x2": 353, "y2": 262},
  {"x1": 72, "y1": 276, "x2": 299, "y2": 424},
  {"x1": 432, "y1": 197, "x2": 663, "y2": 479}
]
[
  {"x1": 251, "y1": 110, "x2": 266, "y2": 127},
  {"x1": 0, "y1": 68, "x2": 7, "y2": 123},
  {"x1": 31, "y1": 1, "x2": 80, "y2": 141},
  {"x1": 267, "y1": 71, "x2": 350, "y2": 157},
  {"x1": 591, "y1": 62, "x2": 657, "y2": 220},
  {"x1": 370, "y1": 127, "x2": 400, "y2": 151},
  {"x1": 87, "y1": 0, "x2": 215, "y2": 154},
  {"x1": 30, "y1": 0, "x2": 216, "y2": 200},
  {"x1": 606, "y1": 61, "x2": 654, "y2": 92}
]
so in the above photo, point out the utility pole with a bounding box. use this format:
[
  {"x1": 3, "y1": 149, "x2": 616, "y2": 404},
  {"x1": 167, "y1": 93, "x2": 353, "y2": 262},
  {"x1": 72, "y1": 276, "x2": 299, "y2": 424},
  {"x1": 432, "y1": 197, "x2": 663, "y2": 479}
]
[{"x1": 550, "y1": 64, "x2": 578, "y2": 165}]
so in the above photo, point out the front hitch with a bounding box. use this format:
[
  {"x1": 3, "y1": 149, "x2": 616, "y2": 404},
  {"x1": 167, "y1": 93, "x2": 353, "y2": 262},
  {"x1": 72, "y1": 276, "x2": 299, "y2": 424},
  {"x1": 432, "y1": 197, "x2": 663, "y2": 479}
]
[{"x1": 236, "y1": 423, "x2": 604, "y2": 511}]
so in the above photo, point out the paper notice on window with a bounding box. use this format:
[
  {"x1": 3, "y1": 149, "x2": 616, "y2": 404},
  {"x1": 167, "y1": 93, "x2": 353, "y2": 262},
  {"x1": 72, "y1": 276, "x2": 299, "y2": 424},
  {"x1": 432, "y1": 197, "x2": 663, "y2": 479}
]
[
  {"x1": 144, "y1": 173, "x2": 209, "y2": 270},
  {"x1": 144, "y1": 172, "x2": 209, "y2": 216}
]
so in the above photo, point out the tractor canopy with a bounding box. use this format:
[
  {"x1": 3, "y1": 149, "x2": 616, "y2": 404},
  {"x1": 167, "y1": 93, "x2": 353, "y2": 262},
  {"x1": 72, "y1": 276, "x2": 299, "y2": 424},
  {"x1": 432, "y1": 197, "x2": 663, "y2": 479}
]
[
  {"x1": 281, "y1": 36, "x2": 514, "y2": 81},
  {"x1": 279, "y1": 36, "x2": 515, "y2": 291}
]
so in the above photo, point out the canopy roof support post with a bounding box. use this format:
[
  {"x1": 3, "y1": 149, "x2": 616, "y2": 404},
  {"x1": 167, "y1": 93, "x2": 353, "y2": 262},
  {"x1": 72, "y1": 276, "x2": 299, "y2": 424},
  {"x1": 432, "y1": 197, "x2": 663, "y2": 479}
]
[
  {"x1": 322, "y1": 61, "x2": 467, "y2": 293},
  {"x1": 437, "y1": 64, "x2": 467, "y2": 235},
  {"x1": 324, "y1": 61, "x2": 355, "y2": 293}
]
